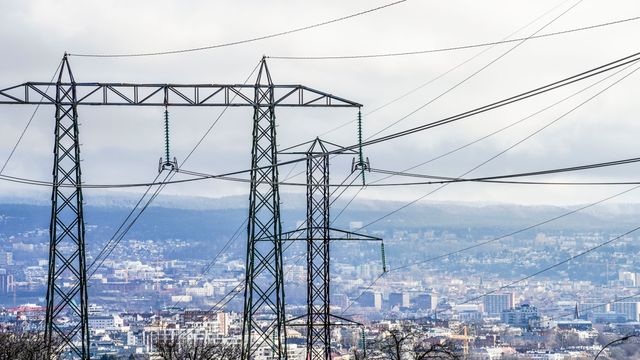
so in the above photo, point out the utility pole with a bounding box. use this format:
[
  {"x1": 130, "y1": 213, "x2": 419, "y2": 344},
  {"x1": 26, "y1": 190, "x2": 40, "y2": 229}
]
[
  {"x1": 282, "y1": 138, "x2": 383, "y2": 360},
  {"x1": 0, "y1": 55, "x2": 361, "y2": 359}
]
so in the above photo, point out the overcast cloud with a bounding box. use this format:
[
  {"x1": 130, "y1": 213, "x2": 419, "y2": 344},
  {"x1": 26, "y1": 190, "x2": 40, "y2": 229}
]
[{"x1": 1, "y1": 0, "x2": 640, "y2": 207}]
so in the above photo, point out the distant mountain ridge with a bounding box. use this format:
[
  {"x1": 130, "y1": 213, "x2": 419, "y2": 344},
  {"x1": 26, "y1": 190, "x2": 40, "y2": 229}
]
[{"x1": 1, "y1": 192, "x2": 640, "y2": 234}]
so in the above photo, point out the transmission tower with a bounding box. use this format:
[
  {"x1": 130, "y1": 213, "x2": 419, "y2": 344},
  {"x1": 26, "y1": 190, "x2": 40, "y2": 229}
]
[
  {"x1": 283, "y1": 138, "x2": 382, "y2": 360},
  {"x1": 240, "y1": 59, "x2": 288, "y2": 359},
  {"x1": 0, "y1": 55, "x2": 361, "y2": 358},
  {"x1": 44, "y1": 54, "x2": 90, "y2": 359}
]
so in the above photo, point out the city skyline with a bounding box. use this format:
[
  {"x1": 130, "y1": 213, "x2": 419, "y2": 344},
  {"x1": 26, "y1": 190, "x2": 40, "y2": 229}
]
[{"x1": 2, "y1": 1, "x2": 640, "y2": 359}]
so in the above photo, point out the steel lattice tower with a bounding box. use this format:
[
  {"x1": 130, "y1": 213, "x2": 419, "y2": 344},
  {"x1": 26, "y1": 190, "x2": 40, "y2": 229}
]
[
  {"x1": 241, "y1": 59, "x2": 288, "y2": 360},
  {"x1": 282, "y1": 138, "x2": 382, "y2": 360},
  {"x1": 0, "y1": 55, "x2": 361, "y2": 359},
  {"x1": 44, "y1": 55, "x2": 90, "y2": 359},
  {"x1": 305, "y1": 139, "x2": 332, "y2": 360}
]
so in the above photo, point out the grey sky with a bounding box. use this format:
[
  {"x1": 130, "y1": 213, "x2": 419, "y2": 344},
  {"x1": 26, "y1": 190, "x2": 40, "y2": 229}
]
[{"x1": 1, "y1": 0, "x2": 640, "y2": 206}]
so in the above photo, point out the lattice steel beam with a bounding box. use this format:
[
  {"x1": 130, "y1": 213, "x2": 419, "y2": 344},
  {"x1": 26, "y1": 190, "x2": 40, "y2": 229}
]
[
  {"x1": 241, "y1": 58, "x2": 289, "y2": 360},
  {"x1": 0, "y1": 54, "x2": 361, "y2": 360},
  {"x1": 0, "y1": 83, "x2": 361, "y2": 107},
  {"x1": 44, "y1": 55, "x2": 90, "y2": 359},
  {"x1": 282, "y1": 139, "x2": 381, "y2": 360},
  {"x1": 306, "y1": 139, "x2": 331, "y2": 360}
]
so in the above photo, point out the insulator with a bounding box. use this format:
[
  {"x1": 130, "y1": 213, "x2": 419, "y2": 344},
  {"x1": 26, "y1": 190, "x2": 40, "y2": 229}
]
[
  {"x1": 164, "y1": 108, "x2": 171, "y2": 163},
  {"x1": 381, "y1": 242, "x2": 387, "y2": 273},
  {"x1": 357, "y1": 109, "x2": 366, "y2": 185}
]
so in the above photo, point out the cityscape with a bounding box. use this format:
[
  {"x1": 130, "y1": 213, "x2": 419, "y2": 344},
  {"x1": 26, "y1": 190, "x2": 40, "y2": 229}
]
[
  {"x1": 2, "y1": 197, "x2": 640, "y2": 358},
  {"x1": 1, "y1": 1, "x2": 640, "y2": 359}
]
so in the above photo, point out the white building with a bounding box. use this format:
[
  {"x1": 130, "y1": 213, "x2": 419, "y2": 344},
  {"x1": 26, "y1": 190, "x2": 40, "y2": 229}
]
[
  {"x1": 89, "y1": 314, "x2": 124, "y2": 330},
  {"x1": 612, "y1": 301, "x2": 640, "y2": 321},
  {"x1": 484, "y1": 293, "x2": 514, "y2": 316}
]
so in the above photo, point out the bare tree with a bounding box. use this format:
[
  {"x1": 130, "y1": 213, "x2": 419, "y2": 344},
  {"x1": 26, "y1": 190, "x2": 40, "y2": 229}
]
[
  {"x1": 155, "y1": 339, "x2": 241, "y2": 360},
  {"x1": 0, "y1": 332, "x2": 62, "y2": 360},
  {"x1": 379, "y1": 329, "x2": 412, "y2": 360},
  {"x1": 410, "y1": 342, "x2": 459, "y2": 360},
  {"x1": 377, "y1": 326, "x2": 460, "y2": 360},
  {"x1": 352, "y1": 348, "x2": 367, "y2": 360}
]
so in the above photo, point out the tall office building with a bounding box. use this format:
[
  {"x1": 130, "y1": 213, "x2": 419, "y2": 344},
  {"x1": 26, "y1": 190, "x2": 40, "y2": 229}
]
[
  {"x1": 360, "y1": 291, "x2": 382, "y2": 310},
  {"x1": 0, "y1": 269, "x2": 13, "y2": 295},
  {"x1": 579, "y1": 301, "x2": 608, "y2": 318},
  {"x1": 388, "y1": 292, "x2": 410, "y2": 309},
  {"x1": 501, "y1": 304, "x2": 539, "y2": 328},
  {"x1": 0, "y1": 250, "x2": 12, "y2": 267},
  {"x1": 612, "y1": 301, "x2": 640, "y2": 321},
  {"x1": 415, "y1": 293, "x2": 438, "y2": 311},
  {"x1": 484, "y1": 293, "x2": 515, "y2": 316}
]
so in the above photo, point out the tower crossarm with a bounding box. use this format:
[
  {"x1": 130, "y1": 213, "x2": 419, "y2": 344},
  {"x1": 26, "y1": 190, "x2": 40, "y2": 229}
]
[
  {"x1": 0, "y1": 82, "x2": 361, "y2": 107},
  {"x1": 286, "y1": 313, "x2": 363, "y2": 327},
  {"x1": 281, "y1": 227, "x2": 382, "y2": 242}
]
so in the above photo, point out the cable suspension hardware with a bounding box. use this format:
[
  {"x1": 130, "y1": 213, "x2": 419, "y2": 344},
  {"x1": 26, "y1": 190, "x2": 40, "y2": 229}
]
[
  {"x1": 352, "y1": 108, "x2": 370, "y2": 185},
  {"x1": 159, "y1": 106, "x2": 178, "y2": 172},
  {"x1": 381, "y1": 241, "x2": 388, "y2": 273}
]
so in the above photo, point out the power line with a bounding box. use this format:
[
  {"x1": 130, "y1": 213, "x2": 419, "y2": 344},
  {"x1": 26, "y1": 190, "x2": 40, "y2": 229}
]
[
  {"x1": 260, "y1": 49, "x2": 640, "y2": 189},
  {"x1": 159, "y1": 135, "x2": 338, "y2": 314},
  {"x1": 550, "y1": 291, "x2": 640, "y2": 321},
  {"x1": 369, "y1": 155, "x2": 640, "y2": 183},
  {"x1": 174, "y1": 170, "x2": 362, "y2": 342},
  {"x1": 324, "y1": 56, "x2": 640, "y2": 241},
  {"x1": 89, "y1": 171, "x2": 171, "y2": 276},
  {"x1": 268, "y1": 16, "x2": 640, "y2": 60},
  {"x1": 283, "y1": 0, "x2": 576, "y2": 190},
  {"x1": 368, "y1": 179, "x2": 640, "y2": 187},
  {"x1": 339, "y1": 61, "x2": 640, "y2": 314},
  {"x1": 315, "y1": 0, "x2": 572, "y2": 138},
  {"x1": 160, "y1": 218, "x2": 248, "y2": 313},
  {"x1": 3, "y1": 51, "x2": 640, "y2": 192},
  {"x1": 595, "y1": 334, "x2": 640, "y2": 359},
  {"x1": 6, "y1": 150, "x2": 640, "y2": 190},
  {"x1": 87, "y1": 61, "x2": 261, "y2": 275},
  {"x1": 390, "y1": 185, "x2": 640, "y2": 274},
  {"x1": 5, "y1": 51, "x2": 638, "y2": 192},
  {"x1": 455, "y1": 225, "x2": 640, "y2": 308},
  {"x1": 357, "y1": 51, "x2": 640, "y2": 151},
  {"x1": 365, "y1": 0, "x2": 583, "y2": 149},
  {"x1": 342, "y1": 181, "x2": 640, "y2": 314},
  {"x1": 364, "y1": 56, "x2": 637, "y2": 187},
  {"x1": 0, "y1": 60, "x2": 62, "y2": 174},
  {"x1": 68, "y1": 1, "x2": 409, "y2": 58},
  {"x1": 88, "y1": 171, "x2": 164, "y2": 273},
  {"x1": 354, "y1": 59, "x2": 640, "y2": 232}
]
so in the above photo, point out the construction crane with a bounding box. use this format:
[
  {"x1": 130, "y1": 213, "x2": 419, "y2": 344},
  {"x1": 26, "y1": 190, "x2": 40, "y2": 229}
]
[{"x1": 448, "y1": 325, "x2": 474, "y2": 359}]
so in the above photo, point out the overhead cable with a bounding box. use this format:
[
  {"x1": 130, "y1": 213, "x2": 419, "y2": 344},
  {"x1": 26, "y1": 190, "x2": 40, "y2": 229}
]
[
  {"x1": 69, "y1": 1, "x2": 408, "y2": 58},
  {"x1": 269, "y1": 16, "x2": 640, "y2": 60}
]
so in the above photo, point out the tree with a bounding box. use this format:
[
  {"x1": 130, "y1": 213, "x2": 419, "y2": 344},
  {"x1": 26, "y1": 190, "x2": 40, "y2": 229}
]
[
  {"x1": 154, "y1": 339, "x2": 241, "y2": 360},
  {"x1": 410, "y1": 342, "x2": 459, "y2": 360},
  {"x1": 352, "y1": 348, "x2": 367, "y2": 360},
  {"x1": 0, "y1": 332, "x2": 61, "y2": 360},
  {"x1": 376, "y1": 326, "x2": 460, "y2": 360},
  {"x1": 379, "y1": 329, "x2": 412, "y2": 360}
]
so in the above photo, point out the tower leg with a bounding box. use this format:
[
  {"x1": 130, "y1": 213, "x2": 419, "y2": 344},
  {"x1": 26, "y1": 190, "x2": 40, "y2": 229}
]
[
  {"x1": 44, "y1": 55, "x2": 90, "y2": 359},
  {"x1": 306, "y1": 139, "x2": 331, "y2": 360},
  {"x1": 241, "y1": 58, "x2": 287, "y2": 360}
]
